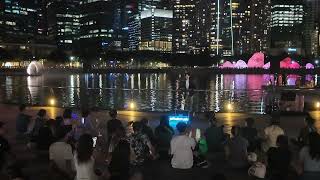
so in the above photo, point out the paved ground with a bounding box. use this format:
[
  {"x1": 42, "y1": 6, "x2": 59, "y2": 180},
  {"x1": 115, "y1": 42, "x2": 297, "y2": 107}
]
[{"x1": 1, "y1": 104, "x2": 320, "y2": 180}]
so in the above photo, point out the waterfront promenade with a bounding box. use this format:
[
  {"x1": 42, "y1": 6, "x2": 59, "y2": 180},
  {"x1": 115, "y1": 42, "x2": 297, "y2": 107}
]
[{"x1": 1, "y1": 103, "x2": 319, "y2": 180}]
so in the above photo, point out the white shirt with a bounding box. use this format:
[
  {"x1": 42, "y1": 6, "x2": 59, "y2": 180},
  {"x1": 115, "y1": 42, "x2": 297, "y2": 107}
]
[
  {"x1": 170, "y1": 135, "x2": 196, "y2": 169},
  {"x1": 264, "y1": 125, "x2": 285, "y2": 151},
  {"x1": 49, "y1": 141, "x2": 73, "y2": 173},
  {"x1": 74, "y1": 154, "x2": 98, "y2": 180}
]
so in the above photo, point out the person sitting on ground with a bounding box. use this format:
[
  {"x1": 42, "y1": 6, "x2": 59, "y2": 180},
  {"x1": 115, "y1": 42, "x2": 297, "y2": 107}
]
[
  {"x1": 155, "y1": 116, "x2": 174, "y2": 160},
  {"x1": 16, "y1": 104, "x2": 31, "y2": 136},
  {"x1": 298, "y1": 132, "x2": 320, "y2": 179},
  {"x1": 62, "y1": 109, "x2": 74, "y2": 131},
  {"x1": 170, "y1": 122, "x2": 196, "y2": 169},
  {"x1": 141, "y1": 118, "x2": 155, "y2": 145},
  {"x1": 73, "y1": 109, "x2": 95, "y2": 141},
  {"x1": 263, "y1": 117, "x2": 284, "y2": 152},
  {"x1": 0, "y1": 121, "x2": 12, "y2": 172},
  {"x1": 36, "y1": 120, "x2": 55, "y2": 151},
  {"x1": 74, "y1": 134, "x2": 99, "y2": 180},
  {"x1": 108, "y1": 126, "x2": 126, "y2": 160},
  {"x1": 205, "y1": 112, "x2": 225, "y2": 153},
  {"x1": 212, "y1": 173, "x2": 227, "y2": 180},
  {"x1": 30, "y1": 109, "x2": 47, "y2": 139},
  {"x1": 298, "y1": 116, "x2": 317, "y2": 147},
  {"x1": 109, "y1": 139, "x2": 131, "y2": 180},
  {"x1": 241, "y1": 118, "x2": 258, "y2": 152},
  {"x1": 128, "y1": 121, "x2": 155, "y2": 166},
  {"x1": 107, "y1": 109, "x2": 123, "y2": 146},
  {"x1": 267, "y1": 135, "x2": 292, "y2": 180},
  {"x1": 225, "y1": 126, "x2": 249, "y2": 169},
  {"x1": 49, "y1": 127, "x2": 74, "y2": 180},
  {"x1": 81, "y1": 109, "x2": 94, "y2": 135}
]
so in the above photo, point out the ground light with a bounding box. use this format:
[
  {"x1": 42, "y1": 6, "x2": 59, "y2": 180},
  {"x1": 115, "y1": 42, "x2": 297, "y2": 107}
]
[
  {"x1": 315, "y1": 102, "x2": 320, "y2": 109},
  {"x1": 227, "y1": 103, "x2": 233, "y2": 112},
  {"x1": 129, "y1": 101, "x2": 136, "y2": 110},
  {"x1": 49, "y1": 98, "x2": 56, "y2": 106}
]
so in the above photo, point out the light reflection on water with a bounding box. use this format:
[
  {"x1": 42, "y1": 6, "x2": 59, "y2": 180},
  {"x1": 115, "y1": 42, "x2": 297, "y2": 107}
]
[{"x1": 0, "y1": 73, "x2": 319, "y2": 113}]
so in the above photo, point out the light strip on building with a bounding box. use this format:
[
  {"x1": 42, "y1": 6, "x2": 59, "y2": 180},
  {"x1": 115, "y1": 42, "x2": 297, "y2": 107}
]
[
  {"x1": 216, "y1": 0, "x2": 220, "y2": 54},
  {"x1": 230, "y1": 0, "x2": 234, "y2": 56}
]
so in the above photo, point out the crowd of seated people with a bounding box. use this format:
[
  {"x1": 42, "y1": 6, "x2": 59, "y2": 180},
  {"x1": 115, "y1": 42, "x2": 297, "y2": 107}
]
[{"x1": 0, "y1": 106, "x2": 320, "y2": 180}]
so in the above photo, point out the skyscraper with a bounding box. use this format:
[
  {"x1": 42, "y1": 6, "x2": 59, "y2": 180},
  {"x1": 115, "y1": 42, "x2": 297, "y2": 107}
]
[
  {"x1": 270, "y1": 0, "x2": 304, "y2": 54},
  {"x1": 128, "y1": 0, "x2": 172, "y2": 51},
  {"x1": 0, "y1": 0, "x2": 38, "y2": 43},
  {"x1": 245, "y1": 0, "x2": 271, "y2": 54},
  {"x1": 47, "y1": 0, "x2": 80, "y2": 51},
  {"x1": 173, "y1": 0, "x2": 196, "y2": 53},
  {"x1": 79, "y1": 0, "x2": 119, "y2": 57},
  {"x1": 140, "y1": 8, "x2": 173, "y2": 51}
]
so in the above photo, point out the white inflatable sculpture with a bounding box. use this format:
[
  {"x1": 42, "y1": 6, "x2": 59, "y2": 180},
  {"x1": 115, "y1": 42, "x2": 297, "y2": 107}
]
[{"x1": 27, "y1": 61, "x2": 44, "y2": 76}]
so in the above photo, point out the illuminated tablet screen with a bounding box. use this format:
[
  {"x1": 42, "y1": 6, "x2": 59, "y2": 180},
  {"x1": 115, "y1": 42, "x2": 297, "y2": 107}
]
[{"x1": 168, "y1": 115, "x2": 190, "y2": 128}]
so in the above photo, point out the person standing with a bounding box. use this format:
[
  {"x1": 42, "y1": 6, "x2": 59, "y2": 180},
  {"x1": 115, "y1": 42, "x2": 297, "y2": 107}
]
[
  {"x1": 170, "y1": 122, "x2": 196, "y2": 169},
  {"x1": 109, "y1": 139, "x2": 131, "y2": 180}
]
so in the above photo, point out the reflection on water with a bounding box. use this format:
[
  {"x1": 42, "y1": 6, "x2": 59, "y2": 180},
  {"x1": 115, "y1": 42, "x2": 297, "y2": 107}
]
[{"x1": 0, "y1": 73, "x2": 318, "y2": 113}]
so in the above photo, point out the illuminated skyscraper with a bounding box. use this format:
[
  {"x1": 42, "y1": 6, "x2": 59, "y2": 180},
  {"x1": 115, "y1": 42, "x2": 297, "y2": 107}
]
[
  {"x1": 47, "y1": 0, "x2": 80, "y2": 51},
  {"x1": 128, "y1": 0, "x2": 172, "y2": 51},
  {"x1": 0, "y1": 0, "x2": 38, "y2": 43},
  {"x1": 270, "y1": 0, "x2": 304, "y2": 54},
  {"x1": 304, "y1": 0, "x2": 320, "y2": 57},
  {"x1": 173, "y1": 0, "x2": 196, "y2": 53},
  {"x1": 245, "y1": 0, "x2": 271, "y2": 54}
]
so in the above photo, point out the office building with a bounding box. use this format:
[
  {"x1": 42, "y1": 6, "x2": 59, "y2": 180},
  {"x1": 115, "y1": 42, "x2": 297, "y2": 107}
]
[
  {"x1": 47, "y1": 0, "x2": 80, "y2": 51},
  {"x1": 140, "y1": 8, "x2": 173, "y2": 51},
  {"x1": 79, "y1": 0, "x2": 120, "y2": 56},
  {"x1": 0, "y1": 0, "x2": 38, "y2": 43},
  {"x1": 173, "y1": 0, "x2": 196, "y2": 54},
  {"x1": 270, "y1": 0, "x2": 304, "y2": 54}
]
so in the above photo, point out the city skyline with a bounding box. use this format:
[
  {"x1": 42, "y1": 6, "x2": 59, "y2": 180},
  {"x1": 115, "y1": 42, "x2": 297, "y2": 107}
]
[{"x1": 0, "y1": 0, "x2": 319, "y2": 60}]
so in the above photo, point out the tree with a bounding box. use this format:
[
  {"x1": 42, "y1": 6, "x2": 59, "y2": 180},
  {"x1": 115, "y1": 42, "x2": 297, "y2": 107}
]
[
  {"x1": 47, "y1": 49, "x2": 69, "y2": 63},
  {"x1": 0, "y1": 48, "x2": 12, "y2": 62}
]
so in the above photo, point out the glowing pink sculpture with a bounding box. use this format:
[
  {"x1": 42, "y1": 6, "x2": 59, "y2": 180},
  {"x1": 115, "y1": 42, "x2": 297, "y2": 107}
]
[
  {"x1": 289, "y1": 62, "x2": 300, "y2": 69},
  {"x1": 280, "y1": 57, "x2": 292, "y2": 68},
  {"x1": 306, "y1": 63, "x2": 314, "y2": 69},
  {"x1": 263, "y1": 62, "x2": 270, "y2": 69},
  {"x1": 247, "y1": 52, "x2": 264, "y2": 68},
  {"x1": 221, "y1": 61, "x2": 234, "y2": 68},
  {"x1": 234, "y1": 60, "x2": 248, "y2": 69}
]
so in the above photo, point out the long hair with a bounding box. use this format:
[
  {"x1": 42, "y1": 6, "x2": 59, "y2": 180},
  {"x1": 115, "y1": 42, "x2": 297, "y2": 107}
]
[
  {"x1": 76, "y1": 134, "x2": 93, "y2": 163},
  {"x1": 309, "y1": 132, "x2": 320, "y2": 160}
]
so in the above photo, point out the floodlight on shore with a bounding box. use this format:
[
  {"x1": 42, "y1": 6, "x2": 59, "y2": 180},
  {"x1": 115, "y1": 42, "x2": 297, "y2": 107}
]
[
  {"x1": 227, "y1": 103, "x2": 233, "y2": 112},
  {"x1": 49, "y1": 98, "x2": 56, "y2": 106},
  {"x1": 316, "y1": 102, "x2": 320, "y2": 109},
  {"x1": 129, "y1": 101, "x2": 136, "y2": 110}
]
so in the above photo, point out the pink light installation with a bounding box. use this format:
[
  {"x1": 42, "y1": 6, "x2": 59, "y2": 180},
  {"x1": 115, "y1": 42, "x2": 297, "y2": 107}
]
[
  {"x1": 280, "y1": 57, "x2": 292, "y2": 68},
  {"x1": 263, "y1": 62, "x2": 270, "y2": 69},
  {"x1": 289, "y1": 62, "x2": 300, "y2": 69},
  {"x1": 306, "y1": 63, "x2": 314, "y2": 69},
  {"x1": 221, "y1": 61, "x2": 234, "y2": 68},
  {"x1": 247, "y1": 52, "x2": 264, "y2": 68},
  {"x1": 234, "y1": 60, "x2": 248, "y2": 69}
]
